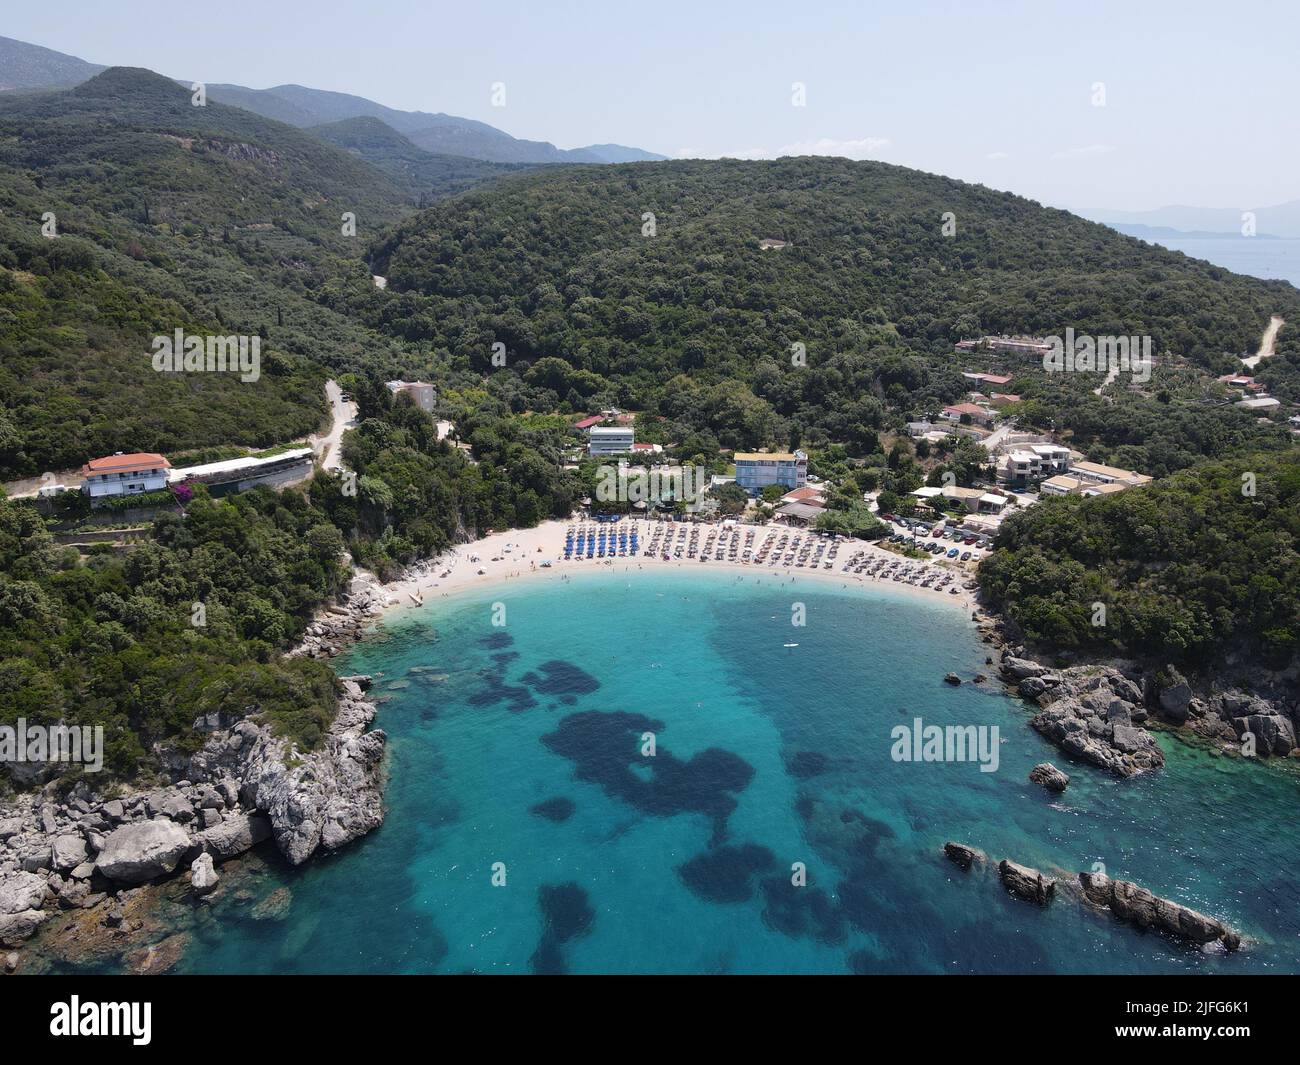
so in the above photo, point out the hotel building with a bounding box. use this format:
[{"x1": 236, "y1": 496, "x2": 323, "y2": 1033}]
[
  {"x1": 587, "y1": 426, "x2": 636, "y2": 456},
  {"x1": 733, "y1": 450, "x2": 808, "y2": 493}
]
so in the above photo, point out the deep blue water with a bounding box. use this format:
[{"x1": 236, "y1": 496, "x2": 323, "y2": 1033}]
[
  {"x1": 177, "y1": 570, "x2": 1300, "y2": 974},
  {"x1": 1138, "y1": 234, "x2": 1300, "y2": 289}
]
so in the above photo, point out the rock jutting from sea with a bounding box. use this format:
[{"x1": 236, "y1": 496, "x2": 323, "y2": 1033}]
[
  {"x1": 0, "y1": 675, "x2": 385, "y2": 958},
  {"x1": 942, "y1": 843, "x2": 1242, "y2": 952}
]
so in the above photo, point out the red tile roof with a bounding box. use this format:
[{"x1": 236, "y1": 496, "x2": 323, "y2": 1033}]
[
  {"x1": 574, "y1": 416, "x2": 603, "y2": 429},
  {"x1": 81, "y1": 452, "x2": 170, "y2": 475}
]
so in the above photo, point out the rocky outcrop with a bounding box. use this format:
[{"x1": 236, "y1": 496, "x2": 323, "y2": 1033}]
[
  {"x1": 0, "y1": 870, "x2": 50, "y2": 947},
  {"x1": 188, "y1": 678, "x2": 386, "y2": 865},
  {"x1": 195, "y1": 812, "x2": 271, "y2": 861},
  {"x1": 0, "y1": 676, "x2": 384, "y2": 952},
  {"x1": 1028, "y1": 762, "x2": 1069, "y2": 793},
  {"x1": 1155, "y1": 667, "x2": 1194, "y2": 723},
  {"x1": 943, "y1": 673, "x2": 961, "y2": 686},
  {"x1": 998, "y1": 859, "x2": 1055, "y2": 905},
  {"x1": 1002, "y1": 659, "x2": 1165, "y2": 778},
  {"x1": 1078, "y1": 871, "x2": 1240, "y2": 952},
  {"x1": 95, "y1": 820, "x2": 191, "y2": 885},
  {"x1": 943, "y1": 842, "x2": 985, "y2": 870},
  {"x1": 189, "y1": 854, "x2": 219, "y2": 896}
]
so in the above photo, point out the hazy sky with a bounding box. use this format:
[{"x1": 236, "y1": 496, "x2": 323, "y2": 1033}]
[{"x1": 8, "y1": 0, "x2": 1298, "y2": 210}]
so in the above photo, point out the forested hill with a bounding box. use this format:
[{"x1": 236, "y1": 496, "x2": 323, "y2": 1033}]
[
  {"x1": 372, "y1": 157, "x2": 1300, "y2": 376},
  {"x1": 0, "y1": 68, "x2": 420, "y2": 477},
  {"x1": 307, "y1": 116, "x2": 527, "y2": 205}
]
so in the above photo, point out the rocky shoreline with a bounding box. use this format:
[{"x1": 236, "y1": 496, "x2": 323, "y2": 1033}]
[
  {"x1": 972, "y1": 608, "x2": 1298, "y2": 776},
  {"x1": 0, "y1": 675, "x2": 385, "y2": 969}
]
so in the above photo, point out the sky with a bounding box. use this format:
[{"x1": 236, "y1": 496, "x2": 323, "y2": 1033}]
[{"x1": 7, "y1": 0, "x2": 1299, "y2": 211}]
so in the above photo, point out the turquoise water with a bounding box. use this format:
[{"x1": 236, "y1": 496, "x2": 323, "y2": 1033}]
[{"x1": 178, "y1": 569, "x2": 1300, "y2": 974}]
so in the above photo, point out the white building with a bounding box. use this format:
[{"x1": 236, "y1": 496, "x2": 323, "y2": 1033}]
[
  {"x1": 587, "y1": 426, "x2": 635, "y2": 456},
  {"x1": 80, "y1": 453, "x2": 172, "y2": 500}
]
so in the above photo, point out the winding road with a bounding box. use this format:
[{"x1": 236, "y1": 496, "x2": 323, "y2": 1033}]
[{"x1": 310, "y1": 380, "x2": 357, "y2": 472}]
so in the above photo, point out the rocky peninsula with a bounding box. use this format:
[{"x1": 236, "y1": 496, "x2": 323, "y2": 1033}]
[{"x1": 0, "y1": 674, "x2": 385, "y2": 967}]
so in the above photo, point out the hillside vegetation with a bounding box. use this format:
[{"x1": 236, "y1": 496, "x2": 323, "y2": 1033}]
[
  {"x1": 357, "y1": 158, "x2": 1297, "y2": 467},
  {"x1": 0, "y1": 68, "x2": 439, "y2": 477},
  {"x1": 979, "y1": 451, "x2": 1300, "y2": 668}
]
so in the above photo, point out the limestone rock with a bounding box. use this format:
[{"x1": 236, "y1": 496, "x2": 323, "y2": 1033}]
[
  {"x1": 195, "y1": 813, "x2": 271, "y2": 861},
  {"x1": 1157, "y1": 667, "x2": 1194, "y2": 723},
  {"x1": 50, "y1": 834, "x2": 88, "y2": 873},
  {"x1": 190, "y1": 853, "x2": 219, "y2": 896},
  {"x1": 1077, "y1": 871, "x2": 1239, "y2": 951},
  {"x1": 998, "y1": 859, "x2": 1055, "y2": 905},
  {"x1": 0, "y1": 871, "x2": 49, "y2": 916},
  {"x1": 943, "y1": 842, "x2": 985, "y2": 870},
  {"x1": 1028, "y1": 762, "x2": 1069, "y2": 793},
  {"x1": 94, "y1": 820, "x2": 191, "y2": 885}
]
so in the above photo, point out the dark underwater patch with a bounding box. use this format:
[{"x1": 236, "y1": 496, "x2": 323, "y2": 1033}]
[
  {"x1": 540, "y1": 710, "x2": 755, "y2": 843},
  {"x1": 678, "y1": 843, "x2": 776, "y2": 903},
  {"x1": 784, "y1": 750, "x2": 830, "y2": 779},
  {"x1": 759, "y1": 876, "x2": 848, "y2": 945},
  {"x1": 522, "y1": 659, "x2": 601, "y2": 697},
  {"x1": 529, "y1": 882, "x2": 595, "y2": 974},
  {"x1": 467, "y1": 673, "x2": 537, "y2": 712},
  {"x1": 530, "y1": 796, "x2": 577, "y2": 822},
  {"x1": 481, "y1": 631, "x2": 513, "y2": 649}
]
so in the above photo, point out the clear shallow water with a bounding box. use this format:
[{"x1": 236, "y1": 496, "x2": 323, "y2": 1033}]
[{"x1": 178, "y1": 570, "x2": 1300, "y2": 974}]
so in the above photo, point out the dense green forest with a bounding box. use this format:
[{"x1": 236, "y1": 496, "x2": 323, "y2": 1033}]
[
  {"x1": 351, "y1": 158, "x2": 1299, "y2": 465},
  {"x1": 978, "y1": 451, "x2": 1300, "y2": 668},
  {"x1": 0, "y1": 69, "x2": 452, "y2": 478},
  {"x1": 310, "y1": 383, "x2": 579, "y2": 577},
  {"x1": 308, "y1": 116, "x2": 528, "y2": 205},
  {"x1": 0, "y1": 487, "x2": 347, "y2": 781}
]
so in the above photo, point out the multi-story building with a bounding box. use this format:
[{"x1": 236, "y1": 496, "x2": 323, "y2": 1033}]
[
  {"x1": 80, "y1": 453, "x2": 171, "y2": 500},
  {"x1": 587, "y1": 426, "x2": 636, "y2": 456},
  {"x1": 734, "y1": 450, "x2": 808, "y2": 493}
]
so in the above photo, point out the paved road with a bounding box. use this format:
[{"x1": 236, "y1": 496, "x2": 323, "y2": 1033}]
[{"x1": 310, "y1": 380, "x2": 357, "y2": 472}]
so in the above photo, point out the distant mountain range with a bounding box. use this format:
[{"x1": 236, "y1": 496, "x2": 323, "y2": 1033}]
[
  {"x1": 1077, "y1": 202, "x2": 1300, "y2": 240},
  {"x1": 0, "y1": 34, "x2": 665, "y2": 166}
]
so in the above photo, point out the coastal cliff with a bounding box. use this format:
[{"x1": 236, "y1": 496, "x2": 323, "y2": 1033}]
[{"x1": 0, "y1": 676, "x2": 385, "y2": 957}]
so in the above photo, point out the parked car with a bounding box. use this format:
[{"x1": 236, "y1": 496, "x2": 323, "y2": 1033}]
[
  {"x1": 961, "y1": 551, "x2": 972, "y2": 561},
  {"x1": 947, "y1": 547, "x2": 960, "y2": 558}
]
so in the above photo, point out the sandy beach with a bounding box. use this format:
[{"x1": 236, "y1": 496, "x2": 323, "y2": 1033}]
[{"x1": 372, "y1": 518, "x2": 980, "y2": 619}]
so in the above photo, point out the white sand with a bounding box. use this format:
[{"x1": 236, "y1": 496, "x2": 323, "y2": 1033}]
[{"x1": 375, "y1": 519, "x2": 979, "y2": 619}]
